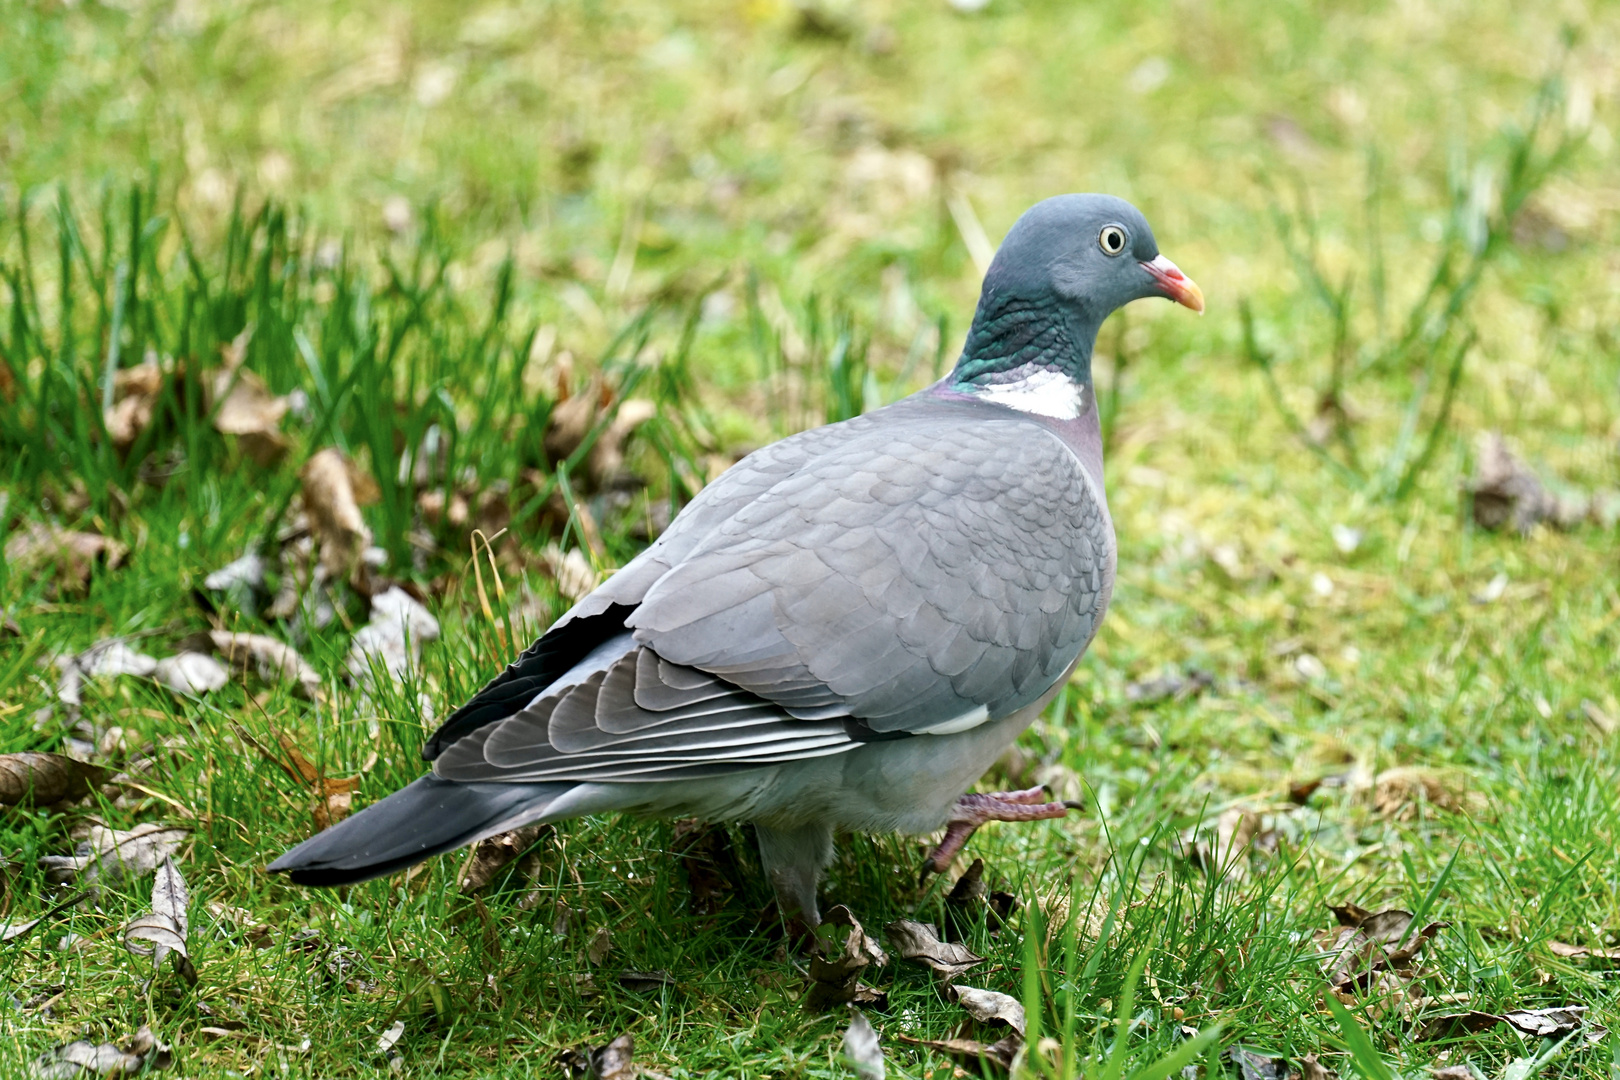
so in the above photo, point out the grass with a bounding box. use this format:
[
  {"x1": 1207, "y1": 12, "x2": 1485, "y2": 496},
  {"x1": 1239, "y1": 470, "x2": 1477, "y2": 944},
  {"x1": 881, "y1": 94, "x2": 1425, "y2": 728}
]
[{"x1": 3, "y1": 0, "x2": 1620, "y2": 1076}]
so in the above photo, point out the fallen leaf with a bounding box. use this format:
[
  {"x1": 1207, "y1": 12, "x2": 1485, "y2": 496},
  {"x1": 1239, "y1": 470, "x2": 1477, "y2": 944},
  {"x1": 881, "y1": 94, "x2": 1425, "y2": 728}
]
[
  {"x1": 950, "y1": 984, "x2": 1026, "y2": 1035},
  {"x1": 894, "y1": 1032, "x2": 1022, "y2": 1071},
  {"x1": 1299, "y1": 1052, "x2": 1340, "y2": 1080},
  {"x1": 104, "y1": 361, "x2": 165, "y2": 451},
  {"x1": 209, "y1": 631, "x2": 320, "y2": 694},
  {"x1": 39, "y1": 823, "x2": 189, "y2": 889},
  {"x1": 616, "y1": 969, "x2": 672, "y2": 992},
  {"x1": 1548, "y1": 941, "x2": 1620, "y2": 962},
  {"x1": 346, "y1": 586, "x2": 441, "y2": 686},
  {"x1": 459, "y1": 824, "x2": 548, "y2": 893},
  {"x1": 3, "y1": 524, "x2": 127, "y2": 595},
  {"x1": 1179, "y1": 806, "x2": 1261, "y2": 876},
  {"x1": 1468, "y1": 433, "x2": 1587, "y2": 533},
  {"x1": 557, "y1": 1033, "x2": 635, "y2": 1080},
  {"x1": 886, "y1": 919, "x2": 984, "y2": 979},
  {"x1": 1416, "y1": 1011, "x2": 1510, "y2": 1042},
  {"x1": 153, "y1": 652, "x2": 229, "y2": 695},
  {"x1": 1503, "y1": 1006, "x2": 1589, "y2": 1039},
  {"x1": 1319, "y1": 903, "x2": 1447, "y2": 995},
  {"x1": 540, "y1": 544, "x2": 598, "y2": 603},
  {"x1": 31, "y1": 1026, "x2": 171, "y2": 1079},
  {"x1": 670, "y1": 818, "x2": 740, "y2": 917},
  {"x1": 77, "y1": 639, "x2": 159, "y2": 679},
  {"x1": 235, "y1": 723, "x2": 358, "y2": 831},
  {"x1": 211, "y1": 356, "x2": 291, "y2": 467},
  {"x1": 1227, "y1": 1046, "x2": 1288, "y2": 1080},
  {"x1": 1429, "y1": 1067, "x2": 1473, "y2": 1080},
  {"x1": 587, "y1": 927, "x2": 612, "y2": 965},
  {"x1": 0, "y1": 889, "x2": 93, "y2": 943},
  {"x1": 1127, "y1": 667, "x2": 1214, "y2": 706},
  {"x1": 123, "y1": 856, "x2": 198, "y2": 986},
  {"x1": 587, "y1": 398, "x2": 658, "y2": 488},
  {"x1": 301, "y1": 448, "x2": 373, "y2": 578},
  {"x1": 376, "y1": 1020, "x2": 405, "y2": 1056},
  {"x1": 203, "y1": 549, "x2": 267, "y2": 594},
  {"x1": 0, "y1": 753, "x2": 110, "y2": 807},
  {"x1": 843, "y1": 1011, "x2": 885, "y2": 1080},
  {"x1": 806, "y1": 905, "x2": 889, "y2": 1010},
  {"x1": 1371, "y1": 766, "x2": 1484, "y2": 819}
]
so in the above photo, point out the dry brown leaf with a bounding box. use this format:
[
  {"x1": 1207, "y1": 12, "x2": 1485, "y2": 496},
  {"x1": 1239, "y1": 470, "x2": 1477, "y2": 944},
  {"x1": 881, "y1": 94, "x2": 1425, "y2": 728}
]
[
  {"x1": 4, "y1": 524, "x2": 127, "y2": 594},
  {"x1": 616, "y1": 969, "x2": 673, "y2": 992},
  {"x1": 843, "y1": 1011, "x2": 885, "y2": 1080},
  {"x1": 152, "y1": 652, "x2": 230, "y2": 694},
  {"x1": 1127, "y1": 667, "x2": 1214, "y2": 706},
  {"x1": 346, "y1": 586, "x2": 441, "y2": 687},
  {"x1": 376, "y1": 1020, "x2": 405, "y2": 1059},
  {"x1": 1504, "y1": 1006, "x2": 1590, "y2": 1038},
  {"x1": 301, "y1": 448, "x2": 373, "y2": 577},
  {"x1": 1416, "y1": 1011, "x2": 1508, "y2": 1042},
  {"x1": 944, "y1": 858, "x2": 1018, "y2": 935},
  {"x1": 78, "y1": 639, "x2": 159, "y2": 679},
  {"x1": 587, "y1": 398, "x2": 657, "y2": 487},
  {"x1": 670, "y1": 818, "x2": 741, "y2": 917},
  {"x1": 1418, "y1": 1005, "x2": 1595, "y2": 1043},
  {"x1": 1548, "y1": 940, "x2": 1620, "y2": 961},
  {"x1": 586, "y1": 927, "x2": 612, "y2": 965},
  {"x1": 1180, "y1": 806, "x2": 1262, "y2": 876},
  {"x1": 0, "y1": 888, "x2": 93, "y2": 943},
  {"x1": 203, "y1": 550, "x2": 267, "y2": 594},
  {"x1": 211, "y1": 362, "x2": 291, "y2": 466},
  {"x1": 39, "y1": 823, "x2": 189, "y2": 890},
  {"x1": 123, "y1": 856, "x2": 198, "y2": 986},
  {"x1": 950, "y1": 984, "x2": 1026, "y2": 1034},
  {"x1": 235, "y1": 723, "x2": 359, "y2": 831},
  {"x1": 541, "y1": 544, "x2": 598, "y2": 602},
  {"x1": 1371, "y1": 766, "x2": 1485, "y2": 819},
  {"x1": 1227, "y1": 1046, "x2": 1288, "y2": 1080},
  {"x1": 209, "y1": 630, "x2": 320, "y2": 694},
  {"x1": 895, "y1": 1031, "x2": 1022, "y2": 1072},
  {"x1": 1299, "y1": 1052, "x2": 1339, "y2": 1080},
  {"x1": 1468, "y1": 432, "x2": 1587, "y2": 533},
  {"x1": 0, "y1": 753, "x2": 110, "y2": 807},
  {"x1": 32, "y1": 1025, "x2": 171, "y2": 1079},
  {"x1": 557, "y1": 1032, "x2": 635, "y2": 1080},
  {"x1": 886, "y1": 919, "x2": 984, "y2": 979},
  {"x1": 1429, "y1": 1067, "x2": 1473, "y2": 1080},
  {"x1": 1319, "y1": 902, "x2": 1447, "y2": 995},
  {"x1": 544, "y1": 371, "x2": 602, "y2": 463},
  {"x1": 104, "y1": 362, "x2": 165, "y2": 450},
  {"x1": 806, "y1": 905, "x2": 889, "y2": 1010},
  {"x1": 459, "y1": 823, "x2": 548, "y2": 894}
]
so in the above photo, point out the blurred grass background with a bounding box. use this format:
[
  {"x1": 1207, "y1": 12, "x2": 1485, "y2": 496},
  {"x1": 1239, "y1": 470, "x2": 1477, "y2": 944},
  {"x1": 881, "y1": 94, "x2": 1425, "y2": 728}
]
[{"x1": 3, "y1": 0, "x2": 1620, "y2": 1076}]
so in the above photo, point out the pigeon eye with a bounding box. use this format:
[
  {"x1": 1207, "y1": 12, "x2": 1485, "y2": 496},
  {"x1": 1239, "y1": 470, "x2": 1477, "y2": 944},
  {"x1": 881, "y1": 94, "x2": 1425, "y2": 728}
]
[{"x1": 1098, "y1": 225, "x2": 1128, "y2": 256}]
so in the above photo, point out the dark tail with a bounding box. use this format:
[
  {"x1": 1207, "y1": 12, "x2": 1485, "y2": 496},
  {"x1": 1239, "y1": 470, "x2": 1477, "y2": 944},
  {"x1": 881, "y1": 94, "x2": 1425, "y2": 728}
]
[{"x1": 267, "y1": 775, "x2": 572, "y2": 886}]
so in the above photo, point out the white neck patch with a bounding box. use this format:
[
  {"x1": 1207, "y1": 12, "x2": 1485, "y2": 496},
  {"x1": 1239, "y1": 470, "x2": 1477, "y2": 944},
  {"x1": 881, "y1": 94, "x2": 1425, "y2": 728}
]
[{"x1": 968, "y1": 369, "x2": 1086, "y2": 420}]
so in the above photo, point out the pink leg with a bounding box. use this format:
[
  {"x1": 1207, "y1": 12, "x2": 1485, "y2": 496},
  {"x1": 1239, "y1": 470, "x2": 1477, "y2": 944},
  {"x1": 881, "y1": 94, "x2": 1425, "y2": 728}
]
[{"x1": 921, "y1": 788, "x2": 1081, "y2": 880}]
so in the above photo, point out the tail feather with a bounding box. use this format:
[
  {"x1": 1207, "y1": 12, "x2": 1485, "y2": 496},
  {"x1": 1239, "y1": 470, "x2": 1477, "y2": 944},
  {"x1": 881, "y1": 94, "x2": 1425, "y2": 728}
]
[{"x1": 267, "y1": 775, "x2": 572, "y2": 886}]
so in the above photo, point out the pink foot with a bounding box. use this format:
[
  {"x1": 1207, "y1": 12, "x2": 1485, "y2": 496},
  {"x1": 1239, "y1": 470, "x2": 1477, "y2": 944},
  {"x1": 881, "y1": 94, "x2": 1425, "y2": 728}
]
[{"x1": 920, "y1": 787, "x2": 1081, "y2": 881}]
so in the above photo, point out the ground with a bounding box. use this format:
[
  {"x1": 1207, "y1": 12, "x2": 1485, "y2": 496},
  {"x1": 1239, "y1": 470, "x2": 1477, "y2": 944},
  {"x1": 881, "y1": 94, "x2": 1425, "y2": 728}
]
[{"x1": 2, "y1": 0, "x2": 1619, "y2": 1076}]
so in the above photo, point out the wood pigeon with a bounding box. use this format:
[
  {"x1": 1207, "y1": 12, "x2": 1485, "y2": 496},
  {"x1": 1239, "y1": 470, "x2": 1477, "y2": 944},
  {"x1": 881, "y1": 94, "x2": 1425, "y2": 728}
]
[{"x1": 270, "y1": 194, "x2": 1204, "y2": 921}]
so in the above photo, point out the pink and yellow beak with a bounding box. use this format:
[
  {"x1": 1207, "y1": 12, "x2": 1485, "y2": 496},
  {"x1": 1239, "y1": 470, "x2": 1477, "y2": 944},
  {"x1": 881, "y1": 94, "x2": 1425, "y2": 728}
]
[{"x1": 1141, "y1": 254, "x2": 1205, "y2": 314}]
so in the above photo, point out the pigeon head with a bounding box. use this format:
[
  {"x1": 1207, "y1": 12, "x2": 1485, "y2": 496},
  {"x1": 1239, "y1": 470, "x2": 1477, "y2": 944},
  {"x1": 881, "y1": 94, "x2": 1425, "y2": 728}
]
[{"x1": 951, "y1": 194, "x2": 1202, "y2": 398}]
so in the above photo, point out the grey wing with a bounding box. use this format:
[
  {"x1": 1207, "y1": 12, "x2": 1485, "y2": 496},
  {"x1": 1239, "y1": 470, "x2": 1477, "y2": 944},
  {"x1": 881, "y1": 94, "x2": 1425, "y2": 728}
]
[
  {"x1": 630, "y1": 415, "x2": 1112, "y2": 732},
  {"x1": 433, "y1": 409, "x2": 1112, "y2": 785}
]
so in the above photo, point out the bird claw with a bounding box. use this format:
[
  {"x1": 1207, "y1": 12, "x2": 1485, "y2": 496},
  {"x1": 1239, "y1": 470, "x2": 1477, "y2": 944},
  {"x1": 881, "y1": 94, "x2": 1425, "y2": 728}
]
[{"x1": 918, "y1": 788, "x2": 1081, "y2": 882}]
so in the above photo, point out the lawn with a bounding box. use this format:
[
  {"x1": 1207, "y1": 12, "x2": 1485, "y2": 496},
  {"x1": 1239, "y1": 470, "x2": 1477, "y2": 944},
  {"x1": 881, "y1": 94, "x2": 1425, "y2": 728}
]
[{"x1": 2, "y1": 0, "x2": 1620, "y2": 1076}]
